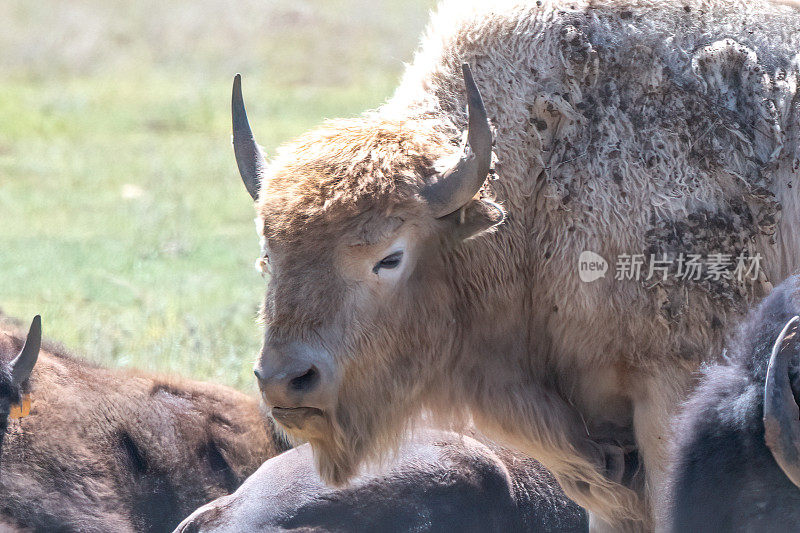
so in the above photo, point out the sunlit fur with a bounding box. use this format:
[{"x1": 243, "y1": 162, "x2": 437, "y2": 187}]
[{"x1": 253, "y1": 0, "x2": 800, "y2": 529}]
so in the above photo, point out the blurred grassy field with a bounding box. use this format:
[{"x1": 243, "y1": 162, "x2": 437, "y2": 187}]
[{"x1": 0, "y1": 0, "x2": 434, "y2": 390}]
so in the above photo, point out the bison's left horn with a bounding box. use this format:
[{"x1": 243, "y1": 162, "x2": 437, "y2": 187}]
[
  {"x1": 764, "y1": 315, "x2": 800, "y2": 488},
  {"x1": 422, "y1": 63, "x2": 493, "y2": 219},
  {"x1": 232, "y1": 74, "x2": 266, "y2": 201},
  {"x1": 9, "y1": 315, "x2": 41, "y2": 387}
]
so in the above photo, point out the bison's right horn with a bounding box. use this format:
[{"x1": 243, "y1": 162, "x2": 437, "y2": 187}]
[
  {"x1": 764, "y1": 315, "x2": 800, "y2": 488},
  {"x1": 9, "y1": 315, "x2": 41, "y2": 387},
  {"x1": 421, "y1": 64, "x2": 493, "y2": 219},
  {"x1": 232, "y1": 74, "x2": 267, "y2": 201}
]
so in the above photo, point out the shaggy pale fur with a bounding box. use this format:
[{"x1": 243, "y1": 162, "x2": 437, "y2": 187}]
[
  {"x1": 251, "y1": 0, "x2": 800, "y2": 529},
  {"x1": 0, "y1": 320, "x2": 284, "y2": 532}
]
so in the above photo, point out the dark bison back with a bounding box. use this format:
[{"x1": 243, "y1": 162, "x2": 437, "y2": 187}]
[
  {"x1": 0, "y1": 324, "x2": 277, "y2": 533},
  {"x1": 176, "y1": 430, "x2": 587, "y2": 532},
  {"x1": 663, "y1": 277, "x2": 800, "y2": 531}
]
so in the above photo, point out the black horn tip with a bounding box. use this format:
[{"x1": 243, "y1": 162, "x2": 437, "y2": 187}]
[
  {"x1": 28, "y1": 315, "x2": 41, "y2": 345},
  {"x1": 460, "y1": 63, "x2": 486, "y2": 117},
  {"x1": 232, "y1": 73, "x2": 241, "y2": 100},
  {"x1": 461, "y1": 64, "x2": 474, "y2": 90},
  {"x1": 233, "y1": 73, "x2": 242, "y2": 97},
  {"x1": 232, "y1": 74, "x2": 249, "y2": 132}
]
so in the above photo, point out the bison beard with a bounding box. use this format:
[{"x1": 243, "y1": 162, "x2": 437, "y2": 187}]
[{"x1": 233, "y1": 0, "x2": 800, "y2": 529}]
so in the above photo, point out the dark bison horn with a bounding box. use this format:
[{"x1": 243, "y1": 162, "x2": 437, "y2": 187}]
[
  {"x1": 232, "y1": 74, "x2": 267, "y2": 201},
  {"x1": 764, "y1": 315, "x2": 800, "y2": 488},
  {"x1": 421, "y1": 63, "x2": 493, "y2": 218},
  {"x1": 9, "y1": 315, "x2": 41, "y2": 387}
]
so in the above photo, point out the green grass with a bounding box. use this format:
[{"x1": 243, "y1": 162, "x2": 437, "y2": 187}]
[{"x1": 0, "y1": 0, "x2": 434, "y2": 390}]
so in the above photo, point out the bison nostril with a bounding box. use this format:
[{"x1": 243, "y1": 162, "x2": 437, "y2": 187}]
[
  {"x1": 254, "y1": 368, "x2": 265, "y2": 381},
  {"x1": 289, "y1": 367, "x2": 319, "y2": 392}
]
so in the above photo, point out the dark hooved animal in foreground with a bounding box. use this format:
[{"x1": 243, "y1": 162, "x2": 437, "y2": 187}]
[
  {"x1": 662, "y1": 275, "x2": 800, "y2": 531},
  {"x1": 175, "y1": 429, "x2": 588, "y2": 533},
  {"x1": 0, "y1": 316, "x2": 283, "y2": 533},
  {"x1": 230, "y1": 0, "x2": 800, "y2": 529}
]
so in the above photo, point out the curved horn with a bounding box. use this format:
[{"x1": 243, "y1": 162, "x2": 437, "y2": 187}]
[
  {"x1": 764, "y1": 315, "x2": 800, "y2": 488},
  {"x1": 422, "y1": 63, "x2": 493, "y2": 218},
  {"x1": 10, "y1": 315, "x2": 41, "y2": 387},
  {"x1": 232, "y1": 74, "x2": 266, "y2": 200}
]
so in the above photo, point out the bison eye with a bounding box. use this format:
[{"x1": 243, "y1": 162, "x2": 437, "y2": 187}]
[{"x1": 373, "y1": 251, "x2": 403, "y2": 274}]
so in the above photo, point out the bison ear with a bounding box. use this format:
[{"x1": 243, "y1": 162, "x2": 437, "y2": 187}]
[
  {"x1": 10, "y1": 315, "x2": 41, "y2": 387},
  {"x1": 440, "y1": 198, "x2": 505, "y2": 242}
]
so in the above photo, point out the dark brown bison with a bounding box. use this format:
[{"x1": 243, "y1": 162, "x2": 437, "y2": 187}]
[
  {"x1": 231, "y1": 0, "x2": 800, "y2": 529},
  {"x1": 0, "y1": 316, "x2": 283, "y2": 532},
  {"x1": 175, "y1": 429, "x2": 588, "y2": 533},
  {"x1": 661, "y1": 275, "x2": 800, "y2": 531}
]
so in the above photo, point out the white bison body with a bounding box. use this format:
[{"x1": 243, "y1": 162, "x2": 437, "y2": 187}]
[{"x1": 233, "y1": 0, "x2": 800, "y2": 529}]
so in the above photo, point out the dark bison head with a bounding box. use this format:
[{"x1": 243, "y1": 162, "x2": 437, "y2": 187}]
[{"x1": 0, "y1": 316, "x2": 41, "y2": 454}]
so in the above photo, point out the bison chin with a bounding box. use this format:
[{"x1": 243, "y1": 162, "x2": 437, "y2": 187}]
[
  {"x1": 265, "y1": 403, "x2": 385, "y2": 486},
  {"x1": 309, "y1": 429, "x2": 367, "y2": 487},
  {"x1": 303, "y1": 375, "x2": 428, "y2": 486}
]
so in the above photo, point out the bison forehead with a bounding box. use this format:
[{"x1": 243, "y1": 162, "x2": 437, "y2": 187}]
[{"x1": 256, "y1": 117, "x2": 454, "y2": 240}]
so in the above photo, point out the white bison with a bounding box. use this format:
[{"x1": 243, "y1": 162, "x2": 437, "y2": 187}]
[{"x1": 231, "y1": 0, "x2": 800, "y2": 529}]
